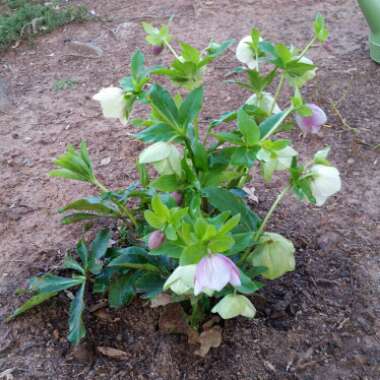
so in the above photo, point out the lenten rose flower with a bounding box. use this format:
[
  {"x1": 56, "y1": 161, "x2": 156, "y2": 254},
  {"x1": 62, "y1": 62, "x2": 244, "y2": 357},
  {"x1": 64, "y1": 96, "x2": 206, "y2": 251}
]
[
  {"x1": 308, "y1": 164, "x2": 341, "y2": 206},
  {"x1": 295, "y1": 103, "x2": 327, "y2": 134},
  {"x1": 93, "y1": 86, "x2": 128, "y2": 125},
  {"x1": 163, "y1": 265, "x2": 196, "y2": 295},
  {"x1": 246, "y1": 92, "x2": 281, "y2": 114},
  {"x1": 194, "y1": 254, "x2": 241, "y2": 295},
  {"x1": 212, "y1": 294, "x2": 256, "y2": 319},
  {"x1": 236, "y1": 36, "x2": 259, "y2": 70}
]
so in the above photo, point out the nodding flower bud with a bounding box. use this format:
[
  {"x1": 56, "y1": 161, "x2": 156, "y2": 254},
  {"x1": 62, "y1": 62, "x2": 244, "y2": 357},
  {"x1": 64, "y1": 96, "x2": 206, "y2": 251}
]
[
  {"x1": 171, "y1": 191, "x2": 183, "y2": 205},
  {"x1": 148, "y1": 230, "x2": 165, "y2": 249},
  {"x1": 152, "y1": 44, "x2": 164, "y2": 56}
]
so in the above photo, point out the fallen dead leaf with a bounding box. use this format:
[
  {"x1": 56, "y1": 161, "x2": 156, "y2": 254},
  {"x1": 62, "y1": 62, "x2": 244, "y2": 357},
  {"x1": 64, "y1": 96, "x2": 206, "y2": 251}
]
[
  {"x1": 97, "y1": 346, "x2": 128, "y2": 360},
  {"x1": 150, "y1": 293, "x2": 172, "y2": 308},
  {"x1": 243, "y1": 186, "x2": 259, "y2": 204},
  {"x1": 194, "y1": 326, "x2": 223, "y2": 357}
]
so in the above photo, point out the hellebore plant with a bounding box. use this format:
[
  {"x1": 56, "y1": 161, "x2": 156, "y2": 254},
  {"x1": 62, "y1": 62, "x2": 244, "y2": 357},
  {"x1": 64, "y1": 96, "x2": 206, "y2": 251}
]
[{"x1": 10, "y1": 14, "x2": 341, "y2": 349}]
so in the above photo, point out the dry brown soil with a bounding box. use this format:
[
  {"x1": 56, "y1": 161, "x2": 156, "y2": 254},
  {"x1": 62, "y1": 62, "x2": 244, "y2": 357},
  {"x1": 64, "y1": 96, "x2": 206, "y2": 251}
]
[{"x1": 0, "y1": 0, "x2": 379, "y2": 379}]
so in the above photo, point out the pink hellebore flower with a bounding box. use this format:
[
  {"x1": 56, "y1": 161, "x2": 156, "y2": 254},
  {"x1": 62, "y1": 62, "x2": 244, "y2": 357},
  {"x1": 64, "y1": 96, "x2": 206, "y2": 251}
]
[
  {"x1": 295, "y1": 103, "x2": 327, "y2": 134},
  {"x1": 194, "y1": 254, "x2": 241, "y2": 295}
]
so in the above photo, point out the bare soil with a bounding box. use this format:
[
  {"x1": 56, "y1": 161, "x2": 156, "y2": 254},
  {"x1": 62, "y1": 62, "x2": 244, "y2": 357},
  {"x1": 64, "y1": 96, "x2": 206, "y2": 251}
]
[{"x1": 1, "y1": 0, "x2": 379, "y2": 379}]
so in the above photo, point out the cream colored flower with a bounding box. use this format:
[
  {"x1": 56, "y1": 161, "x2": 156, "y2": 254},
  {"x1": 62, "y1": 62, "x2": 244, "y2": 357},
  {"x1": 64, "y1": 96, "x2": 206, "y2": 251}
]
[
  {"x1": 236, "y1": 36, "x2": 258, "y2": 70},
  {"x1": 212, "y1": 294, "x2": 256, "y2": 319},
  {"x1": 139, "y1": 142, "x2": 182, "y2": 177},
  {"x1": 251, "y1": 232, "x2": 295, "y2": 280},
  {"x1": 246, "y1": 92, "x2": 281, "y2": 114},
  {"x1": 163, "y1": 265, "x2": 196, "y2": 295},
  {"x1": 93, "y1": 86, "x2": 128, "y2": 125},
  {"x1": 309, "y1": 164, "x2": 341, "y2": 206}
]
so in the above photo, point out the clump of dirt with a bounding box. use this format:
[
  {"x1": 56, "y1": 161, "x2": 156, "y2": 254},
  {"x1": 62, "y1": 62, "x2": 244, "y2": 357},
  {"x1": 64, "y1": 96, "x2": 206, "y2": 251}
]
[{"x1": 1, "y1": 0, "x2": 379, "y2": 379}]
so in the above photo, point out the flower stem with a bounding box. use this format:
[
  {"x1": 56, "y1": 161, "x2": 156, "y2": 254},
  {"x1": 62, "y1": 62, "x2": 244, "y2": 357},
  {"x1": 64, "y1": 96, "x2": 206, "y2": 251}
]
[
  {"x1": 298, "y1": 36, "x2": 316, "y2": 60},
  {"x1": 164, "y1": 40, "x2": 180, "y2": 60},
  {"x1": 270, "y1": 74, "x2": 285, "y2": 114},
  {"x1": 238, "y1": 185, "x2": 290, "y2": 265}
]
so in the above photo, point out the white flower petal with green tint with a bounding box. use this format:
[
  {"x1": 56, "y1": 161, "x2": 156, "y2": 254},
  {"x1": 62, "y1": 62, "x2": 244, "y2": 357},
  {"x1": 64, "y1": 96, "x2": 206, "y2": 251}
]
[
  {"x1": 309, "y1": 164, "x2": 341, "y2": 206},
  {"x1": 139, "y1": 141, "x2": 171, "y2": 164},
  {"x1": 246, "y1": 92, "x2": 281, "y2": 114},
  {"x1": 93, "y1": 86, "x2": 128, "y2": 125},
  {"x1": 163, "y1": 265, "x2": 196, "y2": 295},
  {"x1": 212, "y1": 294, "x2": 256, "y2": 319},
  {"x1": 251, "y1": 232, "x2": 295, "y2": 280},
  {"x1": 236, "y1": 36, "x2": 258, "y2": 70}
]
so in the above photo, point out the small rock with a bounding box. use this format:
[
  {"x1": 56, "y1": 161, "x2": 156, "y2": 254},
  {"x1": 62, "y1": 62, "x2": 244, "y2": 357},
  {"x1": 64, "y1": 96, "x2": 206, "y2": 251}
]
[{"x1": 100, "y1": 157, "x2": 111, "y2": 166}]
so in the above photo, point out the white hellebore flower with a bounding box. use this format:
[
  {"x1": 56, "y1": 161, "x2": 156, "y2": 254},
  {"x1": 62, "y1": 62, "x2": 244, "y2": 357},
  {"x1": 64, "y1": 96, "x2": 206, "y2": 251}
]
[
  {"x1": 309, "y1": 164, "x2": 341, "y2": 206},
  {"x1": 246, "y1": 92, "x2": 281, "y2": 114},
  {"x1": 212, "y1": 294, "x2": 256, "y2": 319},
  {"x1": 236, "y1": 35, "x2": 259, "y2": 70},
  {"x1": 163, "y1": 265, "x2": 196, "y2": 295},
  {"x1": 251, "y1": 232, "x2": 295, "y2": 280},
  {"x1": 257, "y1": 146, "x2": 297, "y2": 170},
  {"x1": 139, "y1": 141, "x2": 182, "y2": 177},
  {"x1": 92, "y1": 86, "x2": 128, "y2": 125}
]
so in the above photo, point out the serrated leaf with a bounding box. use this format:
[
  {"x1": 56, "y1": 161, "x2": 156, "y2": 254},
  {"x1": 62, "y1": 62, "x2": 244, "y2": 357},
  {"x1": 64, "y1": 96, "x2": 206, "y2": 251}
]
[
  {"x1": 68, "y1": 283, "x2": 86, "y2": 345},
  {"x1": 7, "y1": 292, "x2": 57, "y2": 321},
  {"x1": 108, "y1": 274, "x2": 135, "y2": 309},
  {"x1": 151, "y1": 175, "x2": 181, "y2": 192},
  {"x1": 178, "y1": 86, "x2": 203, "y2": 128},
  {"x1": 29, "y1": 274, "x2": 84, "y2": 293}
]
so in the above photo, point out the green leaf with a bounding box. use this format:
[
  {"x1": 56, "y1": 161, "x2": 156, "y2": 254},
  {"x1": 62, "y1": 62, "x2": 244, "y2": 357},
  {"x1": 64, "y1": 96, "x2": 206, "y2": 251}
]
[
  {"x1": 180, "y1": 243, "x2": 207, "y2": 265},
  {"x1": 134, "y1": 272, "x2": 165, "y2": 299},
  {"x1": 219, "y1": 214, "x2": 241, "y2": 234},
  {"x1": 227, "y1": 232, "x2": 255, "y2": 255},
  {"x1": 208, "y1": 236, "x2": 235, "y2": 252},
  {"x1": 63, "y1": 256, "x2": 85, "y2": 275},
  {"x1": 60, "y1": 197, "x2": 119, "y2": 215},
  {"x1": 91, "y1": 229, "x2": 111, "y2": 260},
  {"x1": 206, "y1": 38, "x2": 235, "y2": 58},
  {"x1": 203, "y1": 187, "x2": 261, "y2": 232},
  {"x1": 29, "y1": 274, "x2": 84, "y2": 293},
  {"x1": 236, "y1": 271, "x2": 264, "y2": 295},
  {"x1": 144, "y1": 210, "x2": 165, "y2": 229},
  {"x1": 180, "y1": 42, "x2": 201, "y2": 63},
  {"x1": 49, "y1": 143, "x2": 95, "y2": 184},
  {"x1": 108, "y1": 250, "x2": 160, "y2": 272},
  {"x1": 76, "y1": 240, "x2": 89, "y2": 269},
  {"x1": 68, "y1": 283, "x2": 86, "y2": 345},
  {"x1": 192, "y1": 141, "x2": 208, "y2": 171},
  {"x1": 150, "y1": 241, "x2": 183, "y2": 258},
  {"x1": 151, "y1": 175, "x2": 181, "y2": 192},
  {"x1": 131, "y1": 49, "x2": 145, "y2": 81},
  {"x1": 178, "y1": 86, "x2": 203, "y2": 127},
  {"x1": 237, "y1": 108, "x2": 260, "y2": 145},
  {"x1": 149, "y1": 84, "x2": 179, "y2": 127},
  {"x1": 108, "y1": 274, "x2": 135, "y2": 309},
  {"x1": 314, "y1": 13, "x2": 329, "y2": 42},
  {"x1": 7, "y1": 292, "x2": 57, "y2": 321},
  {"x1": 136, "y1": 123, "x2": 179, "y2": 143},
  {"x1": 259, "y1": 110, "x2": 289, "y2": 140},
  {"x1": 151, "y1": 195, "x2": 170, "y2": 219},
  {"x1": 61, "y1": 213, "x2": 100, "y2": 225}
]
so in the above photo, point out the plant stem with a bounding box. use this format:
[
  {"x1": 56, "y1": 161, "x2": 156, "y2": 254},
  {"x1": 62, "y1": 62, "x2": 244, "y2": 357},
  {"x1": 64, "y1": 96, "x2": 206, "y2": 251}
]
[
  {"x1": 270, "y1": 74, "x2": 285, "y2": 114},
  {"x1": 298, "y1": 36, "x2": 316, "y2": 60},
  {"x1": 93, "y1": 178, "x2": 138, "y2": 228},
  {"x1": 238, "y1": 185, "x2": 290, "y2": 265},
  {"x1": 164, "y1": 40, "x2": 180, "y2": 60},
  {"x1": 255, "y1": 185, "x2": 290, "y2": 238}
]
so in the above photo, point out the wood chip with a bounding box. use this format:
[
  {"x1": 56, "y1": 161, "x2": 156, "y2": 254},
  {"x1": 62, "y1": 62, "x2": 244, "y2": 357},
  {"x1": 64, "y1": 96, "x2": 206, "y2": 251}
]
[{"x1": 97, "y1": 346, "x2": 128, "y2": 360}]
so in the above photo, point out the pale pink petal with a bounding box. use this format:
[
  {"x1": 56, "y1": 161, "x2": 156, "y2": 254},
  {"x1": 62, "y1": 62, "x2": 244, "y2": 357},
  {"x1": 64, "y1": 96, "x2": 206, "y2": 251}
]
[{"x1": 295, "y1": 103, "x2": 327, "y2": 134}]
